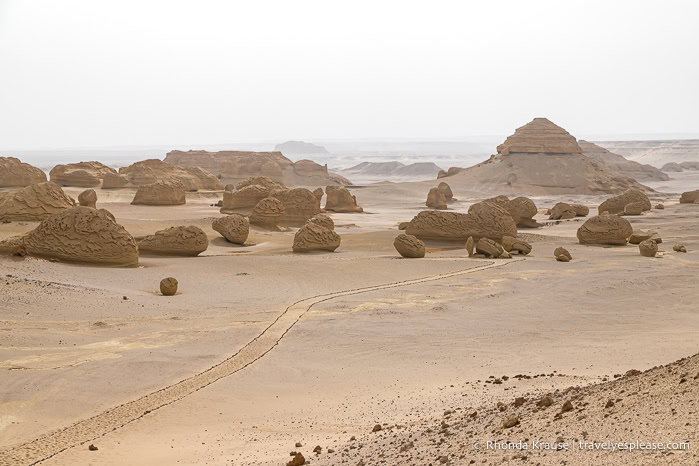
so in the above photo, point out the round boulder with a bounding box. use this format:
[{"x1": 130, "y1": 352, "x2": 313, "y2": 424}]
[
  {"x1": 160, "y1": 277, "x2": 178, "y2": 296},
  {"x1": 307, "y1": 213, "x2": 334, "y2": 231},
  {"x1": 394, "y1": 234, "x2": 425, "y2": 258},
  {"x1": 577, "y1": 214, "x2": 633, "y2": 245},
  {"x1": 250, "y1": 197, "x2": 285, "y2": 230},
  {"x1": 212, "y1": 214, "x2": 249, "y2": 245},
  {"x1": 292, "y1": 223, "x2": 341, "y2": 253},
  {"x1": 639, "y1": 239, "x2": 658, "y2": 257},
  {"x1": 78, "y1": 189, "x2": 97, "y2": 208},
  {"x1": 426, "y1": 187, "x2": 447, "y2": 209}
]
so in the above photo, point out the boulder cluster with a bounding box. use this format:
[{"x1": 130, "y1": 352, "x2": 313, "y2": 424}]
[
  {"x1": 425, "y1": 182, "x2": 453, "y2": 210},
  {"x1": 548, "y1": 202, "x2": 589, "y2": 220},
  {"x1": 598, "y1": 188, "x2": 651, "y2": 215},
  {"x1": 466, "y1": 235, "x2": 531, "y2": 259}
]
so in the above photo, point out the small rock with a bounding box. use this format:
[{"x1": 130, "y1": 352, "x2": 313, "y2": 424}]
[
  {"x1": 160, "y1": 277, "x2": 178, "y2": 296},
  {"x1": 560, "y1": 400, "x2": 574, "y2": 413},
  {"x1": 465, "y1": 236, "x2": 474, "y2": 257},
  {"x1": 295, "y1": 442, "x2": 302, "y2": 448},
  {"x1": 537, "y1": 396, "x2": 553, "y2": 408},
  {"x1": 88, "y1": 444, "x2": 98, "y2": 451},
  {"x1": 605, "y1": 399, "x2": 615, "y2": 409},
  {"x1": 655, "y1": 203, "x2": 664, "y2": 209},
  {"x1": 503, "y1": 415, "x2": 519, "y2": 428},
  {"x1": 313, "y1": 445, "x2": 322, "y2": 453},
  {"x1": 287, "y1": 452, "x2": 306, "y2": 466},
  {"x1": 673, "y1": 244, "x2": 687, "y2": 253},
  {"x1": 514, "y1": 397, "x2": 526, "y2": 408},
  {"x1": 372, "y1": 424, "x2": 382, "y2": 432},
  {"x1": 639, "y1": 239, "x2": 658, "y2": 257}
]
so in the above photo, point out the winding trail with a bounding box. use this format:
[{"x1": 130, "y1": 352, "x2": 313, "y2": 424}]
[{"x1": 1, "y1": 258, "x2": 520, "y2": 466}]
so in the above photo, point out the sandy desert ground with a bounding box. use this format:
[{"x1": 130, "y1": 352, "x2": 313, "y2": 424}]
[{"x1": 1, "y1": 174, "x2": 698, "y2": 466}]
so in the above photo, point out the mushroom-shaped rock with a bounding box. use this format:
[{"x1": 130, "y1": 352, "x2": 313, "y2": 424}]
[
  {"x1": 273, "y1": 188, "x2": 321, "y2": 225},
  {"x1": 549, "y1": 202, "x2": 577, "y2": 220},
  {"x1": 577, "y1": 214, "x2": 633, "y2": 245},
  {"x1": 624, "y1": 201, "x2": 646, "y2": 216},
  {"x1": 212, "y1": 214, "x2": 249, "y2": 245},
  {"x1": 324, "y1": 186, "x2": 363, "y2": 213},
  {"x1": 102, "y1": 172, "x2": 130, "y2": 189},
  {"x1": 394, "y1": 234, "x2": 425, "y2": 258},
  {"x1": 78, "y1": 189, "x2": 97, "y2": 208},
  {"x1": 220, "y1": 185, "x2": 269, "y2": 212},
  {"x1": 504, "y1": 196, "x2": 540, "y2": 228},
  {"x1": 138, "y1": 226, "x2": 208, "y2": 256},
  {"x1": 307, "y1": 213, "x2": 334, "y2": 230},
  {"x1": 0, "y1": 157, "x2": 47, "y2": 187},
  {"x1": 132, "y1": 181, "x2": 186, "y2": 206},
  {"x1": 502, "y1": 235, "x2": 532, "y2": 255},
  {"x1": 629, "y1": 230, "x2": 660, "y2": 245},
  {"x1": 405, "y1": 202, "x2": 517, "y2": 242},
  {"x1": 250, "y1": 197, "x2": 285, "y2": 230},
  {"x1": 0, "y1": 182, "x2": 74, "y2": 221},
  {"x1": 639, "y1": 239, "x2": 658, "y2": 257},
  {"x1": 476, "y1": 238, "x2": 503, "y2": 258},
  {"x1": 0, "y1": 207, "x2": 138, "y2": 266},
  {"x1": 426, "y1": 187, "x2": 447, "y2": 209},
  {"x1": 313, "y1": 187, "x2": 324, "y2": 202},
  {"x1": 554, "y1": 247, "x2": 572, "y2": 262},
  {"x1": 292, "y1": 223, "x2": 340, "y2": 253},
  {"x1": 160, "y1": 277, "x2": 178, "y2": 296},
  {"x1": 679, "y1": 190, "x2": 699, "y2": 204},
  {"x1": 437, "y1": 182, "x2": 453, "y2": 201},
  {"x1": 598, "y1": 188, "x2": 651, "y2": 215}
]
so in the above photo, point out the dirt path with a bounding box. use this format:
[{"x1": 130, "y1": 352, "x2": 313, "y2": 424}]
[{"x1": 0, "y1": 258, "x2": 520, "y2": 466}]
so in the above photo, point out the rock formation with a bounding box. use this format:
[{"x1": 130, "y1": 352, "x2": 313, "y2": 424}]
[
  {"x1": 577, "y1": 213, "x2": 633, "y2": 245},
  {"x1": 662, "y1": 161, "x2": 699, "y2": 172},
  {"x1": 160, "y1": 277, "x2": 178, "y2": 296},
  {"x1": 212, "y1": 214, "x2": 249, "y2": 245},
  {"x1": 102, "y1": 172, "x2": 129, "y2": 189},
  {"x1": 437, "y1": 167, "x2": 464, "y2": 179},
  {"x1": 425, "y1": 187, "x2": 447, "y2": 209},
  {"x1": 465, "y1": 236, "x2": 474, "y2": 256},
  {"x1": 292, "y1": 222, "x2": 341, "y2": 252},
  {"x1": 272, "y1": 188, "x2": 321, "y2": 225},
  {"x1": 0, "y1": 182, "x2": 74, "y2": 221},
  {"x1": 394, "y1": 234, "x2": 425, "y2": 258},
  {"x1": 220, "y1": 185, "x2": 270, "y2": 213},
  {"x1": 162, "y1": 150, "x2": 350, "y2": 186},
  {"x1": 554, "y1": 247, "x2": 572, "y2": 262},
  {"x1": 502, "y1": 236, "x2": 532, "y2": 255},
  {"x1": 497, "y1": 118, "x2": 583, "y2": 155},
  {"x1": 579, "y1": 141, "x2": 669, "y2": 182},
  {"x1": 236, "y1": 176, "x2": 285, "y2": 192},
  {"x1": 629, "y1": 230, "x2": 661, "y2": 245},
  {"x1": 249, "y1": 197, "x2": 285, "y2": 230},
  {"x1": 0, "y1": 207, "x2": 138, "y2": 266},
  {"x1": 437, "y1": 182, "x2": 453, "y2": 201},
  {"x1": 639, "y1": 239, "x2": 658, "y2": 257},
  {"x1": 131, "y1": 181, "x2": 186, "y2": 206},
  {"x1": 624, "y1": 201, "x2": 646, "y2": 215},
  {"x1": 324, "y1": 186, "x2": 363, "y2": 213},
  {"x1": 476, "y1": 238, "x2": 504, "y2": 258},
  {"x1": 404, "y1": 201, "x2": 517, "y2": 242},
  {"x1": 274, "y1": 140, "x2": 330, "y2": 155},
  {"x1": 49, "y1": 161, "x2": 117, "y2": 187},
  {"x1": 679, "y1": 190, "x2": 699, "y2": 204},
  {"x1": 138, "y1": 226, "x2": 208, "y2": 256},
  {"x1": 119, "y1": 159, "x2": 223, "y2": 190},
  {"x1": 598, "y1": 188, "x2": 651, "y2": 214},
  {"x1": 548, "y1": 202, "x2": 577, "y2": 220},
  {"x1": 307, "y1": 213, "x2": 334, "y2": 230},
  {"x1": 503, "y1": 196, "x2": 540, "y2": 228},
  {"x1": 313, "y1": 187, "x2": 324, "y2": 202},
  {"x1": 673, "y1": 244, "x2": 687, "y2": 253},
  {"x1": 0, "y1": 157, "x2": 47, "y2": 187},
  {"x1": 78, "y1": 189, "x2": 97, "y2": 208}
]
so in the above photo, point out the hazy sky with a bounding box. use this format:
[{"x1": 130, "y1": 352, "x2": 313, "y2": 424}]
[{"x1": 1, "y1": 0, "x2": 698, "y2": 149}]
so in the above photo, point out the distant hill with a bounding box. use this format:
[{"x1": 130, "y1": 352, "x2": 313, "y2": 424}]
[
  {"x1": 595, "y1": 139, "x2": 699, "y2": 167},
  {"x1": 274, "y1": 140, "x2": 330, "y2": 155},
  {"x1": 578, "y1": 140, "x2": 669, "y2": 182},
  {"x1": 342, "y1": 161, "x2": 442, "y2": 178}
]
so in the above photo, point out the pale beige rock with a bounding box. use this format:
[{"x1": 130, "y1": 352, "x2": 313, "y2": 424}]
[
  {"x1": 437, "y1": 167, "x2": 463, "y2": 179},
  {"x1": 313, "y1": 187, "x2": 324, "y2": 202},
  {"x1": 554, "y1": 247, "x2": 572, "y2": 262},
  {"x1": 577, "y1": 214, "x2": 633, "y2": 245},
  {"x1": 502, "y1": 235, "x2": 532, "y2": 255},
  {"x1": 655, "y1": 203, "x2": 665, "y2": 209},
  {"x1": 273, "y1": 188, "x2": 321, "y2": 226},
  {"x1": 679, "y1": 190, "x2": 699, "y2": 204},
  {"x1": 476, "y1": 238, "x2": 504, "y2": 258},
  {"x1": 496, "y1": 118, "x2": 582, "y2": 155},
  {"x1": 131, "y1": 181, "x2": 186, "y2": 206},
  {"x1": 394, "y1": 234, "x2": 425, "y2": 258},
  {"x1": 292, "y1": 223, "x2": 340, "y2": 252},
  {"x1": 101, "y1": 172, "x2": 129, "y2": 189},
  {"x1": 598, "y1": 188, "x2": 651, "y2": 215},
  {"x1": 78, "y1": 189, "x2": 97, "y2": 208},
  {"x1": 220, "y1": 185, "x2": 270, "y2": 213},
  {"x1": 579, "y1": 140, "x2": 669, "y2": 182},
  {"x1": 0, "y1": 182, "x2": 74, "y2": 221},
  {"x1": 119, "y1": 159, "x2": 223, "y2": 190},
  {"x1": 249, "y1": 197, "x2": 285, "y2": 230},
  {"x1": 212, "y1": 214, "x2": 249, "y2": 245},
  {"x1": 465, "y1": 236, "x2": 474, "y2": 257},
  {"x1": 624, "y1": 201, "x2": 646, "y2": 216},
  {"x1": 307, "y1": 213, "x2": 334, "y2": 231},
  {"x1": 629, "y1": 230, "x2": 660, "y2": 245},
  {"x1": 405, "y1": 201, "x2": 517, "y2": 242},
  {"x1": 437, "y1": 182, "x2": 453, "y2": 201},
  {"x1": 0, "y1": 207, "x2": 138, "y2": 266},
  {"x1": 0, "y1": 157, "x2": 47, "y2": 187},
  {"x1": 504, "y1": 196, "x2": 540, "y2": 228},
  {"x1": 160, "y1": 278, "x2": 178, "y2": 296},
  {"x1": 325, "y1": 186, "x2": 363, "y2": 213},
  {"x1": 235, "y1": 176, "x2": 285, "y2": 192},
  {"x1": 425, "y1": 187, "x2": 447, "y2": 209},
  {"x1": 639, "y1": 239, "x2": 658, "y2": 257},
  {"x1": 673, "y1": 244, "x2": 687, "y2": 253},
  {"x1": 549, "y1": 202, "x2": 577, "y2": 220},
  {"x1": 224, "y1": 184, "x2": 235, "y2": 192},
  {"x1": 50, "y1": 162, "x2": 116, "y2": 187},
  {"x1": 138, "y1": 226, "x2": 208, "y2": 256}
]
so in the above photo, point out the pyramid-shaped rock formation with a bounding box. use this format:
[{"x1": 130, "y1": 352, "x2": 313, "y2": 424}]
[{"x1": 496, "y1": 118, "x2": 582, "y2": 155}]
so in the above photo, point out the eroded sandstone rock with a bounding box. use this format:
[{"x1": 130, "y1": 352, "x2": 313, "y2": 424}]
[
  {"x1": 212, "y1": 214, "x2": 249, "y2": 244},
  {"x1": 220, "y1": 185, "x2": 269, "y2": 212},
  {"x1": 426, "y1": 187, "x2": 447, "y2": 209},
  {"x1": 249, "y1": 197, "x2": 285, "y2": 230},
  {"x1": 549, "y1": 202, "x2": 577, "y2": 220},
  {"x1": 273, "y1": 188, "x2": 321, "y2": 225},
  {"x1": 131, "y1": 181, "x2": 186, "y2": 206},
  {"x1": 138, "y1": 226, "x2": 208, "y2": 256},
  {"x1": 78, "y1": 189, "x2": 97, "y2": 208},
  {"x1": 160, "y1": 277, "x2": 178, "y2": 296},
  {"x1": 394, "y1": 234, "x2": 425, "y2": 258},
  {"x1": 50, "y1": 162, "x2": 116, "y2": 187},
  {"x1": 496, "y1": 118, "x2": 583, "y2": 155},
  {"x1": 504, "y1": 196, "x2": 540, "y2": 228},
  {"x1": 0, "y1": 157, "x2": 47, "y2": 187},
  {"x1": 629, "y1": 230, "x2": 660, "y2": 245},
  {"x1": 437, "y1": 182, "x2": 453, "y2": 201},
  {"x1": 292, "y1": 222, "x2": 340, "y2": 252},
  {"x1": 307, "y1": 213, "x2": 334, "y2": 230},
  {"x1": 554, "y1": 247, "x2": 572, "y2": 262},
  {"x1": 624, "y1": 201, "x2": 646, "y2": 216},
  {"x1": 679, "y1": 190, "x2": 699, "y2": 204},
  {"x1": 476, "y1": 238, "x2": 504, "y2": 258},
  {"x1": 502, "y1": 235, "x2": 532, "y2": 255},
  {"x1": 102, "y1": 172, "x2": 129, "y2": 189},
  {"x1": 0, "y1": 182, "x2": 74, "y2": 221},
  {"x1": 119, "y1": 159, "x2": 223, "y2": 190},
  {"x1": 639, "y1": 239, "x2": 658, "y2": 257},
  {"x1": 325, "y1": 186, "x2": 363, "y2": 213},
  {"x1": 598, "y1": 188, "x2": 651, "y2": 215},
  {"x1": 577, "y1": 214, "x2": 633, "y2": 245}
]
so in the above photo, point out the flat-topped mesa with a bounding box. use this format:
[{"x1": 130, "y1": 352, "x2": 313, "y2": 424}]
[
  {"x1": 0, "y1": 157, "x2": 47, "y2": 187},
  {"x1": 496, "y1": 118, "x2": 582, "y2": 155},
  {"x1": 162, "y1": 150, "x2": 351, "y2": 186}
]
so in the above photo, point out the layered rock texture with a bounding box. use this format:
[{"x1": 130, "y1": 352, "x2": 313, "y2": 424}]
[
  {"x1": 577, "y1": 213, "x2": 633, "y2": 245},
  {"x1": 138, "y1": 226, "x2": 208, "y2": 256},
  {"x1": 163, "y1": 150, "x2": 350, "y2": 186},
  {"x1": 404, "y1": 201, "x2": 517, "y2": 242},
  {"x1": 578, "y1": 141, "x2": 669, "y2": 182},
  {"x1": 438, "y1": 118, "x2": 651, "y2": 195},
  {"x1": 78, "y1": 189, "x2": 97, "y2": 208},
  {"x1": 324, "y1": 186, "x2": 363, "y2": 213},
  {"x1": 0, "y1": 157, "x2": 47, "y2": 187},
  {"x1": 0, "y1": 182, "x2": 74, "y2": 221},
  {"x1": 598, "y1": 188, "x2": 651, "y2": 215},
  {"x1": 212, "y1": 214, "x2": 249, "y2": 245},
  {"x1": 679, "y1": 190, "x2": 699, "y2": 204},
  {"x1": 307, "y1": 213, "x2": 334, "y2": 231},
  {"x1": 102, "y1": 172, "x2": 129, "y2": 189},
  {"x1": 0, "y1": 207, "x2": 138, "y2": 266},
  {"x1": 249, "y1": 197, "x2": 285, "y2": 230},
  {"x1": 292, "y1": 222, "x2": 340, "y2": 252},
  {"x1": 393, "y1": 234, "x2": 425, "y2": 258},
  {"x1": 425, "y1": 187, "x2": 447, "y2": 209},
  {"x1": 272, "y1": 188, "x2": 321, "y2": 226},
  {"x1": 548, "y1": 202, "x2": 589, "y2": 220},
  {"x1": 49, "y1": 161, "x2": 117, "y2": 187},
  {"x1": 119, "y1": 159, "x2": 223, "y2": 190},
  {"x1": 131, "y1": 181, "x2": 186, "y2": 206},
  {"x1": 220, "y1": 185, "x2": 269, "y2": 212}
]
